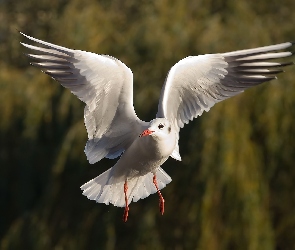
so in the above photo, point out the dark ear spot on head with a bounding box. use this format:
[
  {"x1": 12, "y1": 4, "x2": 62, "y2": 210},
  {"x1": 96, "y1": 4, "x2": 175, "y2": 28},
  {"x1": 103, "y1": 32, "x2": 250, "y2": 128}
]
[{"x1": 168, "y1": 126, "x2": 171, "y2": 133}]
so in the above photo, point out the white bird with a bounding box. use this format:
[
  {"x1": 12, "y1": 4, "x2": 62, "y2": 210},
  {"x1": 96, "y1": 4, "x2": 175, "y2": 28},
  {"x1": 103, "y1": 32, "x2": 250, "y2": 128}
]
[{"x1": 20, "y1": 32, "x2": 294, "y2": 221}]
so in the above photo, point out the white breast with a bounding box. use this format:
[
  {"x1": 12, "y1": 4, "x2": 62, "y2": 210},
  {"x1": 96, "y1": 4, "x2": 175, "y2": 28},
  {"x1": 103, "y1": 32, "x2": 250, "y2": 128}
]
[{"x1": 111, "y1": 131, "x2": 176, "y2": 180}]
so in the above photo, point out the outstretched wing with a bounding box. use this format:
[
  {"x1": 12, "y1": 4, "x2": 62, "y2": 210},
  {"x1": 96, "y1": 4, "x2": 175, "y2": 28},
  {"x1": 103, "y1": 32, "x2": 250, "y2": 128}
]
[
  {"x1": 21, "y1": 32, "x2": 145, "y2": 164},
  {"x1": 157, "y1": 42, "x2": 294, "y2": 160}
]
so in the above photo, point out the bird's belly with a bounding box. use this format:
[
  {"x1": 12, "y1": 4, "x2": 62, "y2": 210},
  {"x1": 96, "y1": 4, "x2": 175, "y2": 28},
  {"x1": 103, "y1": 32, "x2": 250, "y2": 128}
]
[{"x1": 111, "y1": 137, "x2": 170, "y2": 180}]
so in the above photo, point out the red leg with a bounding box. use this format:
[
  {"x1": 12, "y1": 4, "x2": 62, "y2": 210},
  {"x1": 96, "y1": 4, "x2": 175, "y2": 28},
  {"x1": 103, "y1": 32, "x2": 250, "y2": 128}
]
[
  {"x1": 153, "y1": 174, "x2": 165, "y2": 215},
  {"x1": 123, "y1": 180, "x2": 129, "y2": 222}
]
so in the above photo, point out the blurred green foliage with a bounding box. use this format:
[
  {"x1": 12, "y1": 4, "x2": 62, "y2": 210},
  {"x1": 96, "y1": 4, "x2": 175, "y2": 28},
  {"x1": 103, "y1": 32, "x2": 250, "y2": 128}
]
[{"x1": 1, "y1": 0, "x2": 295, "y2": 249}]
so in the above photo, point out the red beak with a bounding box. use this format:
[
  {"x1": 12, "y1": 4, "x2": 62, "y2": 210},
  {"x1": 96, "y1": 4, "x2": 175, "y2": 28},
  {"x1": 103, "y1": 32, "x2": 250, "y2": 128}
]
[{"x1": 139, "y1": 129, "x2": 154, "y2": 137}]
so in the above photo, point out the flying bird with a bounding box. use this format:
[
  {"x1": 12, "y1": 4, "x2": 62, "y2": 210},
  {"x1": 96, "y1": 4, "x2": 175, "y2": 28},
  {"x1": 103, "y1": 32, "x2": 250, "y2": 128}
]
[{"x1": 20, "y1": 32, "x2": 294, "y2": 222}]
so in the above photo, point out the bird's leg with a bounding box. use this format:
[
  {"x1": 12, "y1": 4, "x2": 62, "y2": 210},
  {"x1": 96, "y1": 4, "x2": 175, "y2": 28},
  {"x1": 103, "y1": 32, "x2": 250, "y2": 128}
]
[
  {"x1": 123, "y1": 180, "x2": 129, "y2": 222},
  {"x1": 153, "y1": 174, "x2": 165, "y2": 215}
]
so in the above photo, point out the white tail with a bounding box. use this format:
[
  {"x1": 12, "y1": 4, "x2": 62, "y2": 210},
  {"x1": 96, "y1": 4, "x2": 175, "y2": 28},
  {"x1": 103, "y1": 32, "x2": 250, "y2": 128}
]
[{"x1": 81, "y1": 167, "x2": 172, "y2": 207}]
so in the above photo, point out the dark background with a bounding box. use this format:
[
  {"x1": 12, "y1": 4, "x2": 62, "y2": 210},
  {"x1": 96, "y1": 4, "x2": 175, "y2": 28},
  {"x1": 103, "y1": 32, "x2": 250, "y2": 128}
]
[{"x1": 1, "y1": 0, "x2": 295, "y2": 249}]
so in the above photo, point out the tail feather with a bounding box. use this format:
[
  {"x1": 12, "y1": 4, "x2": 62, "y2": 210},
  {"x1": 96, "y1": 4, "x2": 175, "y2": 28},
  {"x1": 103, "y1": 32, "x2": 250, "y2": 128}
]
[
  {"x1": 81, "y1": 168, "x2": 112, "y2": 200},
  {"x1": 81, "y1": 167, "x2": 172, "y2": 207}
]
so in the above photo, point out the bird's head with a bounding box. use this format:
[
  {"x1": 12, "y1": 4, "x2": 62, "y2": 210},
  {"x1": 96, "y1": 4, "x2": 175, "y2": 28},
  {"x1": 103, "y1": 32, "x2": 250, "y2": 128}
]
[{"x1": 139, "y1": 118, "x2": 172, "y2": 139}]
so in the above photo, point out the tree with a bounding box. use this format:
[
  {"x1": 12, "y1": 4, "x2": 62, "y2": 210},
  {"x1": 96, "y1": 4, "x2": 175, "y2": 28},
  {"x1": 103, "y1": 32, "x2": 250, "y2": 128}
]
[{"x1": 1, "y1": 0, "x2": 295, "y2": 249}]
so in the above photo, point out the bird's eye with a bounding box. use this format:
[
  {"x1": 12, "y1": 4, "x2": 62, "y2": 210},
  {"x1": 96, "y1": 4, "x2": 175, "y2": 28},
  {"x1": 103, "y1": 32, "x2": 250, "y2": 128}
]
[{"x1": 158, "y1": 123, "x2": 164, "y2": 129}]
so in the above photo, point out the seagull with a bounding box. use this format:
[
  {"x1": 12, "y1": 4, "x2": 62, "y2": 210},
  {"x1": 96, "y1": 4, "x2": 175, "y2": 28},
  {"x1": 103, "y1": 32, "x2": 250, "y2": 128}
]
[{"x1": 20, "y1": 32, "x2": 294, "y2": 222}]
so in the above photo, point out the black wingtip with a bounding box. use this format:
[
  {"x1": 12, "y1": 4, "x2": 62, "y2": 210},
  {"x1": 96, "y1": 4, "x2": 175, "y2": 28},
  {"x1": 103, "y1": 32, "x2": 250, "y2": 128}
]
[
  {"x1": 19, "y1": 31, "x2": 25, "y2": 44},
  {"x1": 279, "y1": 62, "x2": 294, "y2": 67}
]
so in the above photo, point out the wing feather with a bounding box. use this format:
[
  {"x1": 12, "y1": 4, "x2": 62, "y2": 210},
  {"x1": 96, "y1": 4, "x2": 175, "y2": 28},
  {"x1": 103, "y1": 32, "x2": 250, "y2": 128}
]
[
  {"x1": 157, "y1": 42, "x2": 294, "y2": 159},
  {"x1": 21, "y1": 32, "x2": 145, "y2": 164}
]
